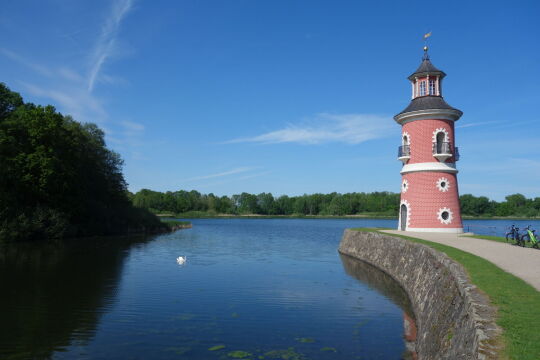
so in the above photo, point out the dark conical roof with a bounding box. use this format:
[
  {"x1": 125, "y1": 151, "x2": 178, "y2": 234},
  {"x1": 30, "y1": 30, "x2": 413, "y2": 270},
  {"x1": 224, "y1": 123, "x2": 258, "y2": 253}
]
[
  {"x1": 395, "y1": 96, "x2": 462, "y2": 117},
  {"x1": 394, "y1": 49, "x2": 462, "y2": 121},
  {"x1": 407, "y1": 52, "x2": 446, "y2": 80}
]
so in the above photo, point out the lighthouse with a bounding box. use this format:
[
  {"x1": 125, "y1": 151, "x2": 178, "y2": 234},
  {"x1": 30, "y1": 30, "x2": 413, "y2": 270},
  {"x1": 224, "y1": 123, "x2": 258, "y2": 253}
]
[{"x1": 395, "y1": 46, "x2": 463, "y2": 233}]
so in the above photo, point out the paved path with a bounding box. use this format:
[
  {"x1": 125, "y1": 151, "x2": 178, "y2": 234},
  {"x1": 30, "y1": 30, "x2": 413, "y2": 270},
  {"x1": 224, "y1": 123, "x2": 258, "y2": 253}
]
[{"x1": 382, "y1": 230, "x2": 540, "y2": 291}]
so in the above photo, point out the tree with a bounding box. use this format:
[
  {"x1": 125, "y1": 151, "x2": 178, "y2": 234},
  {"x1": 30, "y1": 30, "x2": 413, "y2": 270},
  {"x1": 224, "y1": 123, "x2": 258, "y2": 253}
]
[
  {"x1": 237, "y1": 192, "x2": 259, "y2": 214},
  {"x1": 0, "y1": 83, "x2": 164, "y2": 242},
  {"x1": 257, "y1": 193, "x2": 275, "y2": 215},
  {"x1": 0, "y1": 82, "x2": 23, "y2": 120}
]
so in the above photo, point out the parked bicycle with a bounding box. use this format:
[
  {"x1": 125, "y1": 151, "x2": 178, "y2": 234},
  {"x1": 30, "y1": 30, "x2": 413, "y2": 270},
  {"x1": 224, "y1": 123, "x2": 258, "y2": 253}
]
[
  {"x1": 506, "y1": 225, "x2": 520, "y2": 243},
  {"x1": 521, "y1": 225, "x2": 539, "y2": 249}
]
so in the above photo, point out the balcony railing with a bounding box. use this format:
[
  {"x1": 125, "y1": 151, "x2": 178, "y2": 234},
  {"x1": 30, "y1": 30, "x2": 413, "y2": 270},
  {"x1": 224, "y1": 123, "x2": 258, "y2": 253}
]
[
  {"x1": 397, "y1": 145, "x2": 410, "y2": 163},
  {"x1": 398, "y1": 145, "x2": 411, "y2": 158},
  {"x1": 433, "y1": 141, "x2": 452, "y2": 155},
  {"x1": 432, "y1": 142, "x2": 459, "y2": 161}
]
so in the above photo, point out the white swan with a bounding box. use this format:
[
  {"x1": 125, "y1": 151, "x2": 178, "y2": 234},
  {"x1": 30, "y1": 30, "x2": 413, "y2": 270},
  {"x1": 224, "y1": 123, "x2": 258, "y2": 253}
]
[{"x1": 176, "y1": 256, "x2": 186, "y2": 265}]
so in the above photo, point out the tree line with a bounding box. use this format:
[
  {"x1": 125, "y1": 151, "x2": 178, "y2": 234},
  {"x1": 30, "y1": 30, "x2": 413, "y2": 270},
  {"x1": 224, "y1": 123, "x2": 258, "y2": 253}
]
[
  {"x1": 0, "y1": 83, "x2": 165, "y2": 242},
  {"x1": 130, "y1": 189, "x2": 540, "y2": 218},
  {"x1": 130, "y1": 190, "x2": 400, "y2": 216}
]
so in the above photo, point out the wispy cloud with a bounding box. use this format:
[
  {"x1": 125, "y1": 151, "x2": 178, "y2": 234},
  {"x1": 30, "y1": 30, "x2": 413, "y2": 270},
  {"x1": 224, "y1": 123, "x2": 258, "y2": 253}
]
[
  {"x1": 121, "y1": 120, "x2": 145, "y2": 132},
  {"x1": 87, "y1": 0, "x2": 133, "y2": 92},
  {"x1": 184, "y1": 167, "x2": 259, "y2": 182},
  {"x1": 195, "y1": 171, "x2": 272, "y2": 189},
  {"x1": 0, "y1": 48, "x2": 53, "y2": 77},
  {"x1": 456, "y1": 120, "x2": 504, "y2": 129},
  {"x1": 20, "y1": 82, "x2": 106, "y2": 124},
  {"x1": 225, "y1": 113, "x2": 393, "y2": 145},
  {"x1": 235, "y1": 171, "x2": 272, "y2": 181},
  {"x1": 1, "y1": 0, "x2": 135, "y2": 129}
]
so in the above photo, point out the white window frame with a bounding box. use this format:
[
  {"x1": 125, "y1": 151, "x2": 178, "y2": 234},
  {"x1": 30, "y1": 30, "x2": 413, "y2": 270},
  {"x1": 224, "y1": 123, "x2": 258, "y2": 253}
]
[
  {"x1": 429, "y1": 79, "x2": 436, "y2": 95},
  {"x1": 419, "y1": 81, "x2": 426, "y2": 96}
]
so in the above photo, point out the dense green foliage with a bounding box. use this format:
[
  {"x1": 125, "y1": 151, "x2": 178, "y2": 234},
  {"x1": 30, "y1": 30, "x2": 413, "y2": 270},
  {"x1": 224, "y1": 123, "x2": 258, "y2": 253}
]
[
  {"x1": 460, "y1": 193, "x2": 540, "y2": 217},
  {"x1": 130, "y1": 188, "x2": 540, "y2": 218},
  {"x1": 360, "y1": 229, "x2": 540, "y2": 360},
  {"x1": 130, "y1": 189, "x2": 401, "y2": 216},
  {"x1": 0, "y1": 83, "x2": 164, "y2": 242}
]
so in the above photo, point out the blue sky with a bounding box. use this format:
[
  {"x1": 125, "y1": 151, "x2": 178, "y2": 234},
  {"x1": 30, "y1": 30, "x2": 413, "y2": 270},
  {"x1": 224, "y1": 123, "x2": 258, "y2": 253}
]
[{"x1": 1, "y1": 0, "x2": 539, "y2": 201}]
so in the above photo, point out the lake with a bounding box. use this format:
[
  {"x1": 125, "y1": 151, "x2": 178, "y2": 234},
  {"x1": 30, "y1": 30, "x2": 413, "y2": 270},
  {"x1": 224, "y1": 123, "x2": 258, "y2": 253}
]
[{"x1": 1, "y1": 218, "x2": 538, "y2": 359}]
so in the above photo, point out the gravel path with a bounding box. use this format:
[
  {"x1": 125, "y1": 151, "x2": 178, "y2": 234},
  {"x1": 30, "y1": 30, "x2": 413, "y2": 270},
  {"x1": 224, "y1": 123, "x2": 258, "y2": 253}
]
[{"x1": 382, "y1": 230, "x2": 540, "y2": 291}]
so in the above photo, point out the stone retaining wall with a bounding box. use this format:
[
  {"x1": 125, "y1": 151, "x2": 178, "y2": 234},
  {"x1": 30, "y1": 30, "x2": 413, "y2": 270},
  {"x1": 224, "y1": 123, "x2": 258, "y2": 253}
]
[{"x1": 338, "y1": 229, "x2": 502, "y2": 360}]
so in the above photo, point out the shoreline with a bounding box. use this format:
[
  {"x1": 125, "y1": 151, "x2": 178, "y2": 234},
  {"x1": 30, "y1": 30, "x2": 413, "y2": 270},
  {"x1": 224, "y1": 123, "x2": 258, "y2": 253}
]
[{"x1": 156, "y1": 213, "x2": 540, "y2": 221}]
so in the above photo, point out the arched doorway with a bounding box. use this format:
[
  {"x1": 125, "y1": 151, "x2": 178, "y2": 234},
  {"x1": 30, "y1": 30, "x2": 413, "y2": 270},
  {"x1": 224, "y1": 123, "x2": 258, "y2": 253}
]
[{"x1": 400, "y1": 204, "x2": 408, "y2": 231}]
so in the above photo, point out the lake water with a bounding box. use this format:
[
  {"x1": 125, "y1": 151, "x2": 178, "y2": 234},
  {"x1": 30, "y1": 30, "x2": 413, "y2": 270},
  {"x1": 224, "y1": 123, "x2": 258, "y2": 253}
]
[
  {"x1": 1, "y1": 219, "x2": 418, "y2": 360},
  {"x1": 2, "y1": 218, "x2": 538, "y2": 360}
]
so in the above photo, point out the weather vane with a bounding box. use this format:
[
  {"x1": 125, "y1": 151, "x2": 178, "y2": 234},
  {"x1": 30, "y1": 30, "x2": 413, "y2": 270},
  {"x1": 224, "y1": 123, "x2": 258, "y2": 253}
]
[
  {"x1": 423, "y1": 31, "x2": 432, "y2": 49},
  {"x1": 423, "y1": 31, "x2": 432, "y2": 59}
]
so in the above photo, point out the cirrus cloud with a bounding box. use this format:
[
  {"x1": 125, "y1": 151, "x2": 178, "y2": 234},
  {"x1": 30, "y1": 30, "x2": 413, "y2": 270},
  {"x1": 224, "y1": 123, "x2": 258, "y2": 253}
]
[{"x1": 225, "y1": 113, "x2": 393, "y2": 145}]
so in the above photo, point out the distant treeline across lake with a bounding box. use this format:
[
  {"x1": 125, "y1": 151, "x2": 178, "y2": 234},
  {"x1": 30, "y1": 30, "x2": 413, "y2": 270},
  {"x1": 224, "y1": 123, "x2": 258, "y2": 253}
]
[{"x1": 130, "y1": 189, "x2": 540, "y2": 218}]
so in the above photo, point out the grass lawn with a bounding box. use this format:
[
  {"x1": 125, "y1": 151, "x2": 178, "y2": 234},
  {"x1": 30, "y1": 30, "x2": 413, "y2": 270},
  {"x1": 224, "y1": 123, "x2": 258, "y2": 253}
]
[{"x1": 352, "y1": 228, "x2": 540, "y2": 360}]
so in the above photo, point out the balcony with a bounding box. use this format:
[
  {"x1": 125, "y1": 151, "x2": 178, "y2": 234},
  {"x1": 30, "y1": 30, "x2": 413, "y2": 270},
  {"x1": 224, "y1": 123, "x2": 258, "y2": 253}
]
[
  {"x1": 432, "y1": 142, "x2": 459, "y2": 162},
  {"x1": 398, "y1": 145, "x2": 410, "y2": 163}
]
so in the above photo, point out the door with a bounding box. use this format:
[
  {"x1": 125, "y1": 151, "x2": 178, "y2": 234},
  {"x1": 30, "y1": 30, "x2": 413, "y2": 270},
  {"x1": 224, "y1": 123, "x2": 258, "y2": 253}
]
[{"x1": 400, "y1": 204, "x2": 407, "y2": 231}]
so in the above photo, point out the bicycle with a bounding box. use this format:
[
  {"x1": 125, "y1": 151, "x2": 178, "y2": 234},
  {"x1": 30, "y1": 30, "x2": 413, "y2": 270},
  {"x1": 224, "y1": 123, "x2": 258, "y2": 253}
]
[
  {"x1": 521, "y1": 225, "x2": 538, "y2": 249},
  {"x1": 506, "y1": 225, "x2": 520, "y2": 243}
]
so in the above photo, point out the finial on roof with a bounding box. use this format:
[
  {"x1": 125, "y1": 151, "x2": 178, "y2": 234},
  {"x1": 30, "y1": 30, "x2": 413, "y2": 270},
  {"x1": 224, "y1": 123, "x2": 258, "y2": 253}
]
[{"x1": 422, "y1": 45, "x2": 429, "y2": 60}]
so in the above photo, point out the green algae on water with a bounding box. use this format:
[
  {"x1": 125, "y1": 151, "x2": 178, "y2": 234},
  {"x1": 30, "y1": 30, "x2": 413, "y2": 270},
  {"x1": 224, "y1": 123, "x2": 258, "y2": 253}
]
[
  {"x1": 228, "y1": 350, "x2": 252, "y2": 358},
  {"x1": 208, "y1": 345, "x2": 226, "y2": 351},
  {"x1": 231, "y1": 312, "x2": 240, "y2": 318},
  {"x1": 264, "y1": 347, "x2": 305, "y2": 360},
  {"x1": 320, "y1": 347, "x2": 337, "y2": 352},
  {"x1": 295, "y1": 337, "x2": 315, "y2": 343}
]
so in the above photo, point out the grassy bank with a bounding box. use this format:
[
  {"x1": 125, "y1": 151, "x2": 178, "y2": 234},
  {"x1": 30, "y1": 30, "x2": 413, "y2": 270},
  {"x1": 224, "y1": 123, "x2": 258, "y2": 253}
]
[{"x1": 352, "y1": 228, "x2": 540, "y2": 360}]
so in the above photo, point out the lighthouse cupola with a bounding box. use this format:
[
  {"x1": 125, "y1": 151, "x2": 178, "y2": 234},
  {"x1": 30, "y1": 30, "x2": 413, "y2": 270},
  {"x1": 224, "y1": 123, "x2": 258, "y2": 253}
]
[
  {"x1": 394, "y1": 46, "x2": 464, "y2": 233},
  {"x1": 409, "y1": 47, "x2": 446, "y2": 98}
]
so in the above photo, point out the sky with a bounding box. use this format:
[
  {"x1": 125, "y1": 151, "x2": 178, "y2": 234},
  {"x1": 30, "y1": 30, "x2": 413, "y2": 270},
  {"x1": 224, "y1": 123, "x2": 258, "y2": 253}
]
[{"x1": 1, "y1": 0, "x2": 539, "y2": 201}]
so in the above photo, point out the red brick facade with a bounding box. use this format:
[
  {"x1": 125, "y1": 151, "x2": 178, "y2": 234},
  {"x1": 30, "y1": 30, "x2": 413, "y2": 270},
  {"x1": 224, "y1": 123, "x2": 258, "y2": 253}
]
[
  {"x1": 402, "y1": 119, "x2": 456, "y2": 164},
  {"x1": 400, "y1": 171, "x2": 462, "y2": 230},
  {"x1": 396, "y1": 51, "x2": 463, "y2": 232}
]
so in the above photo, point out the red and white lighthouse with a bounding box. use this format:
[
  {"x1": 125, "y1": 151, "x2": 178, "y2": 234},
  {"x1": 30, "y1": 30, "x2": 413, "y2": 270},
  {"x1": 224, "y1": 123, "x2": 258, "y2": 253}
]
[{"x1": 395, "y1": 47, "x2": 463, "y2": 233}]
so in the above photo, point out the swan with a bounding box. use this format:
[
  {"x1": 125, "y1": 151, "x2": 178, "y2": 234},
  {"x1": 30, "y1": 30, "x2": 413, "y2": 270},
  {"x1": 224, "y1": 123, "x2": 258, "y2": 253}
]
[{"x1": 176, "y1": 256, "x2": 186, "y2": 265}]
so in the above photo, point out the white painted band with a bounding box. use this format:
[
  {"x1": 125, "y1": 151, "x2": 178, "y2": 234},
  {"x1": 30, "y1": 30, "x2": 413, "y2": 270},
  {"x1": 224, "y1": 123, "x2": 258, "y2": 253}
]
[
  {"x1": 397, "y1": 227, "x2": 464, "y2": 233},
  {"x1": 401, "y1": 162, "x2": 458, "y2": 174}
]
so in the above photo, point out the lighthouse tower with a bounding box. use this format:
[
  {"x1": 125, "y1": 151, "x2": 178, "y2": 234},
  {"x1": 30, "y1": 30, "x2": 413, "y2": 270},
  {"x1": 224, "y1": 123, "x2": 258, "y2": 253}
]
[{"x1": 395, "y1": 47, "x2": 463, "y2": 233}]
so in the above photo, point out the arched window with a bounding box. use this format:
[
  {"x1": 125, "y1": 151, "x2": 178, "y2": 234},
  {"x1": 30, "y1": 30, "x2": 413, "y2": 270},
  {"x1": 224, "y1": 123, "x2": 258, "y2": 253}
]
[
  {"x1": 402, "y1": 134, "x2": 409, "y2": 145},
  {"x1": 436, "y1": 132, "x2": 445, "y2": 153}
]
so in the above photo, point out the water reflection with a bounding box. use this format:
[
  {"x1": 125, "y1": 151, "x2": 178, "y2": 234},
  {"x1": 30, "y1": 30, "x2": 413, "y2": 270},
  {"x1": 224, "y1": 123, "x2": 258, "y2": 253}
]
[
  {"x1": 0, "y1": 236, "x2": 151, "y2": 359},
  {"x1": 1, "y1": 219, "x2": 420, "y2": 359},
  {"x1": 339, "y1": 254, "x2": 418, "y2": 359}
]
